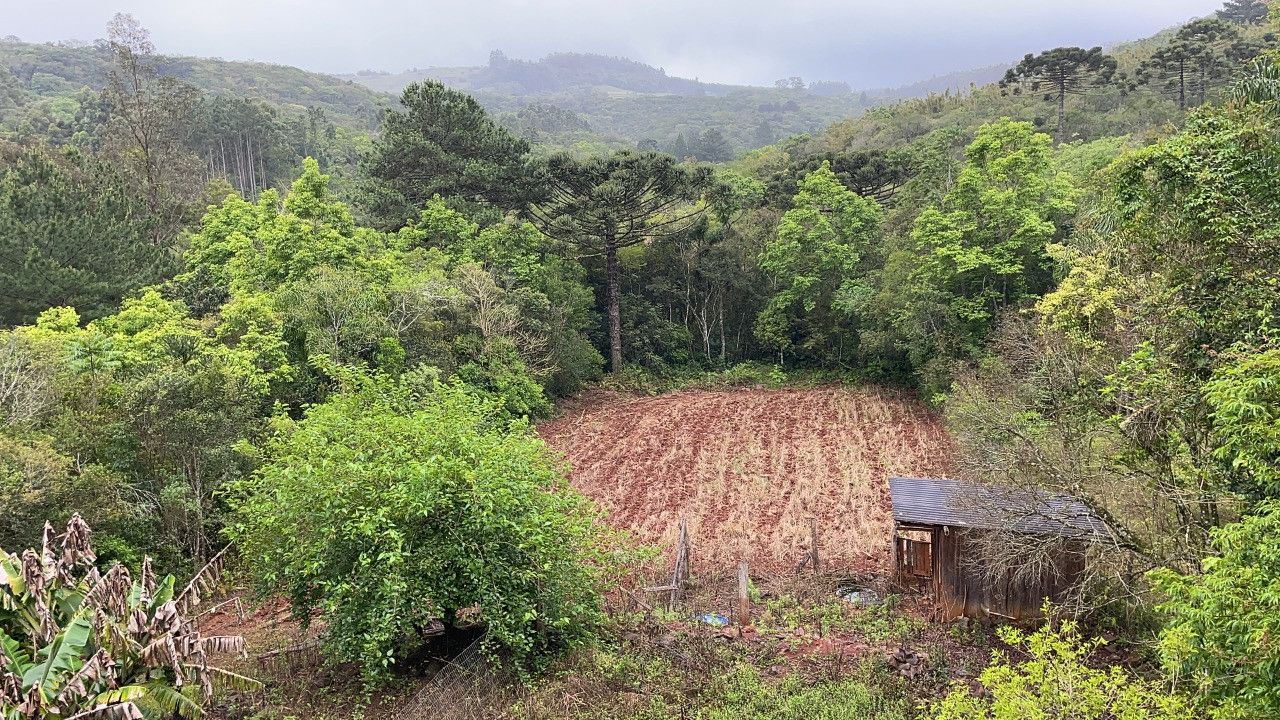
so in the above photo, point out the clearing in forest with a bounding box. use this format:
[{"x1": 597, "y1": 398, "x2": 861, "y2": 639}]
[{"x1": 537, "y1": 385, "x2": 955, "y2": 574}]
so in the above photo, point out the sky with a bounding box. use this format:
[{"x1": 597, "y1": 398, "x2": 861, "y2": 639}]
[{"x1": 5, "y1": 0, "x2": 1228, "y2": 88}]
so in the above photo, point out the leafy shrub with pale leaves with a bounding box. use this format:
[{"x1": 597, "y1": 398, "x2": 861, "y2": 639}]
[
  {"x1": 932, "y1": 609, "x2": 1191, "y2": 720},
  {"x1": 1151, "y1": 502, "x2": 1280, "y2": 720}
]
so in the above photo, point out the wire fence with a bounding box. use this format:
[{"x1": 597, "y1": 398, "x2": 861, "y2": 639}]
[{"x1": 395, "y1": 632, "x2": 524, "y2": 719}]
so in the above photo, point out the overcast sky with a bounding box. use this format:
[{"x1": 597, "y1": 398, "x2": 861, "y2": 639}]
[{"x1": 7, "y1": 0, "x2": 1227, "y2": 88}]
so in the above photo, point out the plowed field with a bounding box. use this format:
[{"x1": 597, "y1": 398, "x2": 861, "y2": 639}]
[{"x1": 538, "y1": 386, "x2": 955, "y2": 574}]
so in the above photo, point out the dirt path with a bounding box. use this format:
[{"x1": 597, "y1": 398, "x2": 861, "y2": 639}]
[{"x1": 538, "y1": 385, "x2": 955, "y2": 574}]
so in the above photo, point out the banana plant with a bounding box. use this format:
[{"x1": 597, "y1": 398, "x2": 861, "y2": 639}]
[{"x1": 0, "y1": 515, "x2": 259, "y2": 720}]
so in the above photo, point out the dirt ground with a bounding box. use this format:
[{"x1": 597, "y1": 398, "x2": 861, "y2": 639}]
[{"x1": 537, "y1": 385, "x2": 956, "y2": 575}]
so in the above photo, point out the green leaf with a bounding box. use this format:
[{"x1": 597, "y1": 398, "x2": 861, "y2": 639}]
[{"x1": 26, "y1": 613, "x2": 92, "y2": 694}]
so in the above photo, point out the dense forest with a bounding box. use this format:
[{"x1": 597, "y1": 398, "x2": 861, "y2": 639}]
[{"x1": 5, "y1": 2, "x2": 1280, "y2": 719}]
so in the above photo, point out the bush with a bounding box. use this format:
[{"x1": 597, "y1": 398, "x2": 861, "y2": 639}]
[
  {"x1": 707, "y1": 361, "x2": 787, "y2": 389},
  {"x1": 931, "y1": 609, "x2": 1192, "y2": 720},
  {"x1": 454, "y1": 338, "x2": 554, "y2": 419},
  {"x1": 1151, "y1": 502, "x2": 1280, "y2": 719},
  {"x1": 229, "y1": 369, "x2": 628, "y2": 684}
]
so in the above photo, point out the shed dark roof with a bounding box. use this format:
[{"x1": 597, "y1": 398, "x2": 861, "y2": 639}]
[{"x1": 889, "y1": 477, "x2": 1112, "y2": 541}]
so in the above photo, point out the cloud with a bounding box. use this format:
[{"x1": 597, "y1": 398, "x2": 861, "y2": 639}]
[{"x1": 7, "y1": 0, "x2": 1226, "y2": 87}]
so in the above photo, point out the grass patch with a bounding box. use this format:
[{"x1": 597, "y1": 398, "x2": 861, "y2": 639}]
[{"x1": 706, "y1": 665, "x2": 909, "y2": 720}]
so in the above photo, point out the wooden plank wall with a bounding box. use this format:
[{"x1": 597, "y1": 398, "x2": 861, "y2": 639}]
[{"x1": 933, "y1": 527, "x2": 1086, "y2": 621}]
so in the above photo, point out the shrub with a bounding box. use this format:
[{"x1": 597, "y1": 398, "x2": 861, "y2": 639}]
[
  {"x1": 229, "y1": 370, "x2": 628, "y2": 684},
  {"x1": 454, "y1": 338, "x2": 553, "y2": 419},
  {"x1": 931, "y1": 610, "x2": 1191, "y2": 720},
  {"x1": 1151, "y1": 502, "x2": 1280, "y2": 719}
]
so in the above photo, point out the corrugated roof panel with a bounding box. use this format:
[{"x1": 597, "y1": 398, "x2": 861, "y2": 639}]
[{"x1": 889, "y1": 476, "x2": 1112, "y2": 541}]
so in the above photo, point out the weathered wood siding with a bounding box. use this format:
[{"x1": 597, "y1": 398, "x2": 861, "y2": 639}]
[{"x1": 932, "y1": 527, "x2": 1085, "y2": 620}]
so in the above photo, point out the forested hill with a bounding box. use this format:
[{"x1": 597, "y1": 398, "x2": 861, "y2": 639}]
[
  {"x1": 342, "y1": 50, "x2": 880, "y2": 156},
  {"x1": 0, "y1": 36, "x2": 390, "y2": 132},
  {"x1": 347, "y1": 50, "x2": 722, "y2": 96},
  {"x1": 865, "y1": 63, "x2": 1008, "y2": 99}
]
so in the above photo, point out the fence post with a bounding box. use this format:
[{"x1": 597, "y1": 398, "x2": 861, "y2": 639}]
[
  {"x1": 669, "y1": 518, "x2": 689, "y2": 612},
  {"x1": 736, "y1": 561, "x2": 750, "y2": 627},
  {"x1": 809, "y1": 516, "x2": 820, "y2": 574}
]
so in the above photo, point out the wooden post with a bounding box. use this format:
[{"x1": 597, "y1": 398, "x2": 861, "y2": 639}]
[
  {"x1": 669, "y1": 518, "x2": 689, "y2": 612},
  {"x1": 890, "y1": 522, "x2": 901, "y2": 588},
  {"x1": 736, "y1": 561, "x2": 750, "y2": 627},
  {"x1": 809, "y1": 517, "x2": 820, "y2": 574}
]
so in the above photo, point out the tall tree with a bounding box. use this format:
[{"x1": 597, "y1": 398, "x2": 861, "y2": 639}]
[
  {"x1": 361, "y1": 80, "x2": 534, "y2": 230},
  {"x1": 101, "y1": 13, "x2": 205, "y2": 246},
  {"x1": 889, "y1": 120, "x2": 1075, "y2": 388},
  {"x1": 1138, "y1": 19, "x2": 1242, "y2": 110},
  {"x1": 773, "y1": 149, "x2": 913, "y2": 205},
  {"x1": 0, "y1": 143, "x2": 164, "y2": 326},
  {"x1": 192, "y1": 95, "x2": 297, "y2": 197},
  {"x1": 754, "y1": 161, "x2": 881, "y2": 364},
  {"x1": 693, "y1": 128, "x2": 733, "y2": 162},
  {"x1": 1218, "y1": 0, "x2": 1271, "y2": 25},
  {"x1": 669, "y1": 132, "x2": 690, "y2": 159},
  {"x1": 1000, "y1": 47, "x2": 1118, "y2": 142},
  {"x1": 527, "y1": 150, "x2": 712, "y2": 370},
  {"x1": 752, "y1": 119, "x2": 775, "y2": 148}
]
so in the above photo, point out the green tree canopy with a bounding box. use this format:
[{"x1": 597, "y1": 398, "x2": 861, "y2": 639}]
[
  {"x1": 528, "y1": 150, "x2": 712, "y2": 370},
  {"x1": 361, "y1": 80, "x2": 536, "y2": 230},
  {"x1": 1000, "y1": 47, "x2": 1118, "y2": 142},
  {"x1": 0, "y1": 143, "x2": 165, "y2": 326},
  {"x1": 755, "y1": 161, "x2": 881, "y2": 363},
  {"x1": 1218, "y1": 0, "x2": 1271, "y2": 25},
  {"x1": 888, "y1": 119, "x2": 1074, "y2": 389},
  {"x1": 1152, "y1": 503, "x2": 1280, "y2": 719},
  {"x1": 1137, "y1": 19, "x2": 1242, "y2": 110}
]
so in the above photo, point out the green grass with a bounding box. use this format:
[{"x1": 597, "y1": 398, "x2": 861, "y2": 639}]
[{"x1": 704, "y1": 665, "x2": 909, "y2": 720}]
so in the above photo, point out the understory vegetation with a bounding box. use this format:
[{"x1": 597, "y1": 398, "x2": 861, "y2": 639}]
[{"x1": 5, "y1": 2, "x2": 1280, "y2": 719}]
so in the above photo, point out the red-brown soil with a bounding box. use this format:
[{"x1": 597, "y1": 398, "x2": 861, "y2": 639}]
[{"x1": 538, "y1": 385, "x2": 955, "y2": 574}]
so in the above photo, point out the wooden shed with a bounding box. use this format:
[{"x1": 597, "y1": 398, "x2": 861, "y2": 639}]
[{"x1": 889, "y1": 477, "x2": 1111, "y2": 621}]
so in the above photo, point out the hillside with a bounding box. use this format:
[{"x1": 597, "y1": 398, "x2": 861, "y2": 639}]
[
  {"x1": 342, "y1": 50, "x2": 876, "y2": 155},
  {"x1": 0, "y1": 37, "x2": 390, "y2": 131},
  {"x1": 351, "y1": 50, "x2": 720, "y2": 97},
  {"x1": 6, "y1": 2, "x2": 1280, "y2": 718},
  {"x1": 865, "y1": 63, "x2": 1008, "y2": 99}
]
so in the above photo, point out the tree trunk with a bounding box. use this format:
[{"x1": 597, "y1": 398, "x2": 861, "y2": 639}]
[
  {"x1": 718, "y1": 293, "x2": 726, "y2": 366},
  {"x1": 1056, "y1": 78, "x2": 1066, "y2": 143},
  {"x1": 606, "y1": 241, "x2": 624, "y2": 372},
  {"x1": 1179, "y1": 62, "x2": 1187, "y2": 112}
]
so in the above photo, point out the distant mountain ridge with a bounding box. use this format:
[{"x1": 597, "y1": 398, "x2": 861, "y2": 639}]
[
  {"x1": 346, "y1": 50, "x2": 748, "y2": 97},
  {"x1": 340, "y1": 50, "x2": 883, "y2": 155},
  {"x1": 2, "y1": 37, "x2": 1120, "y2": 160},
  {"x1": 867, "y1": 63, "x2": 1009, "y2": 99},
  {"x1": 342, "y1": 49, "x2": 1020, "y2": 101}
]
